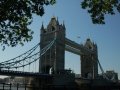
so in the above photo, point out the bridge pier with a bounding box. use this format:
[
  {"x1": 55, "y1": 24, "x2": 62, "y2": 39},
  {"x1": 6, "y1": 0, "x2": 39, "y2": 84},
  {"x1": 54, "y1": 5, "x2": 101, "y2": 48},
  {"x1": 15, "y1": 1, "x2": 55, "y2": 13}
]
[
  {"x1": 81, "y1": 39, "x2": 98, "y2": 79},
  {"x1": 40, "y1": 17, "x2": 65, "y2": 74},
  {"x1": 26, "y1": 76, "x2": 53, "y2": 90}
]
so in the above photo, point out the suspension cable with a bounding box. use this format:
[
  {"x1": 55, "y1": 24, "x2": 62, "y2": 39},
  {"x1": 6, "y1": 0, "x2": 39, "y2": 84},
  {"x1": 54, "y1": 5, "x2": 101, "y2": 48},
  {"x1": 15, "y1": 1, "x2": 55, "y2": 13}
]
[
  {"x1": 0, "y1": 37, "x2": 56, "y2": 70},
  {"x1": 0, "y1": 42, "x2": 40, "y2": 64},
  {"x1": 97, "y1": 59, "x2": 109, "y2": 80}
]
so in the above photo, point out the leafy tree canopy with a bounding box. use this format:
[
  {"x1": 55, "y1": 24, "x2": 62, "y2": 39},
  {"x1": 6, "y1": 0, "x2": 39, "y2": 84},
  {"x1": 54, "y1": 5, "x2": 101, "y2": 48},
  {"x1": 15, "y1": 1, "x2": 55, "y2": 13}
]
[
  {"x1": 81, "y1": 0, "x2": 120, "y2": 24},
  {"x1": 0, "y1": 0, "x2": 55, "y2": 48},
  {"x1": 0, "y1": 0, "x2": 120, "y2": 48}
]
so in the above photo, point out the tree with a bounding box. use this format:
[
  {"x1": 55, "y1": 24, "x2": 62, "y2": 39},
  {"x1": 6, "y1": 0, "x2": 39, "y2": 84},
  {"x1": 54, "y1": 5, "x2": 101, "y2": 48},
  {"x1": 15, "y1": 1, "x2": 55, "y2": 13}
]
[
  {"x1": 81, "y1": 0, "x2": 120, "y2": 24},
  {"x1": 0, "y1": 0, "x2": 55, "y2": 48},
  {"x1": 0, "y1": 0, "x2": 120, "y2": 48}
]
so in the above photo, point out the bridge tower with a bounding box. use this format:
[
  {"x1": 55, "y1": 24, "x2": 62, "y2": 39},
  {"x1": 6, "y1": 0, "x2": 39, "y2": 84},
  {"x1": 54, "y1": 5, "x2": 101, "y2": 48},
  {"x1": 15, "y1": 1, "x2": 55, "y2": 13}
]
[
  {"x1": 81, "y1": 38, "x2": 98, "y2": 79},
  {"x1": 40, "y1": 17, "x2": 66, "y2": 74}
]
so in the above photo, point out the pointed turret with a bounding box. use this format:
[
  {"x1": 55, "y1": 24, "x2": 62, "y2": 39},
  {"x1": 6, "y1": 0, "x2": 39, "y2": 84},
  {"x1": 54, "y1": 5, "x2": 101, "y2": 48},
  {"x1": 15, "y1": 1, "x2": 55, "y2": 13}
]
[
  {"x1": 41, "y1": 22, "x2": 44, "y2": 30},
  {"x1": 84, "y1": 38, "x2": 93, "y2": 50},
  {"x1": 40, "y1": 22, "x2": 45, "y2": 34},
  {"x1": 50, "y1": 16, "x2": 57, "y2": 26},
  {"x1": 56, "y1": 17, "x2": 59, "y2": 25},
  {"x1": 63, "y1": 21, "x2": 66, "y2": 30}
]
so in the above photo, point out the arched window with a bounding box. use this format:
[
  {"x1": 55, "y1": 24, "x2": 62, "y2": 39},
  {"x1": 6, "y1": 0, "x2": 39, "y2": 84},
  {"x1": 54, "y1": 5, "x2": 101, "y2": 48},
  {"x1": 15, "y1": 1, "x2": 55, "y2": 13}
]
[
  {"x1": 43, "y1": 30, "x2": 46, "y2": 33},
  {"x1": 88, "y1": 45, "x2": 92, "y2": 49},
  {"x1": 51, "y1": 26, "x2": 55, "y2": 31}
]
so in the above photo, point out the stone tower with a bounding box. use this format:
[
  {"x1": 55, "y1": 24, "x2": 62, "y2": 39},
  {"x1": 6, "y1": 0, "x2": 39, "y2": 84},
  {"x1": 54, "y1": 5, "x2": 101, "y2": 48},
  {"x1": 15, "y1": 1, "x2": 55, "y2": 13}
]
[
  {"x1": 40, "y1": 17, "x2": 66, "y2": 74},
  {"x1": 81, "y1": 38, "x2": 98, "y2": 79}
]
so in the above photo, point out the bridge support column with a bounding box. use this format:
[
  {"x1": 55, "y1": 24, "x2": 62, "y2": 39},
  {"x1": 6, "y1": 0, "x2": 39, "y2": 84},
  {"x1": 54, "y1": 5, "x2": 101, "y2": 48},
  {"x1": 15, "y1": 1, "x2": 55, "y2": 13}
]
[
  {"x1": 81, "y1": 38, "x2": 98, "y2": 79},
  {"x1": 40, "y1": 17, "x2": 65, "y2": 74},
  {"x1": 81, "y1": 54, "x2": 98, "y2": 79}
]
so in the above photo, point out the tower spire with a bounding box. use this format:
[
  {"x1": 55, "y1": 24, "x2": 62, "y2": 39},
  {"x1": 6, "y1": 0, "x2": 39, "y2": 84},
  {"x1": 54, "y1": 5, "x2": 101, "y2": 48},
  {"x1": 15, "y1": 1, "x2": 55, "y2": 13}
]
[
  {"x1": 57, "y1": 17, "x2": 59, "y2": 25},
  {"x1": 40, "y1": 22, "x2": 45, "y2": 34},
  {"x1": 63, "y1": 20, "x2": 66, "y2": 30},
  {"x1": 41, "y1": 22, "x2": 44, "y2": 30}
]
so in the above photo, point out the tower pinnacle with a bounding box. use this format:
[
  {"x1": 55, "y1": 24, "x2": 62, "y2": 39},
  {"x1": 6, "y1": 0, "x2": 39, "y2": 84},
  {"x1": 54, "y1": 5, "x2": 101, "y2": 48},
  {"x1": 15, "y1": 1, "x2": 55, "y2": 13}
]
[{"x1": 41, "y1": 22, "x2": 44, "y2": 30}]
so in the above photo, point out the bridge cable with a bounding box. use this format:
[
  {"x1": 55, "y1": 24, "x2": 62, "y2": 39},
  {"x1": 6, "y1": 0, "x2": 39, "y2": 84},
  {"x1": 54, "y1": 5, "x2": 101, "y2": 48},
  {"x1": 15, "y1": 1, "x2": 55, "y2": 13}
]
[
  {"x1": 0, "y1": 42, "x2": 40, "y2": 64},
  {"x1": 0, "y1": 38, "x2": 56, "y2": 70},
  {"x1": 97, "y1": 59, "x2": 109, "y2": 80}
]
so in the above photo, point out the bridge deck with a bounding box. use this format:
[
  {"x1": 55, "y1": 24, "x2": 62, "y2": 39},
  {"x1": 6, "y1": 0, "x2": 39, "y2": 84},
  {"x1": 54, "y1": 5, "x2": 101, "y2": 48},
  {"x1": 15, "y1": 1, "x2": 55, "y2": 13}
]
[{"x1": 0, "y1": 70, "x2": 52, "y2": 78}]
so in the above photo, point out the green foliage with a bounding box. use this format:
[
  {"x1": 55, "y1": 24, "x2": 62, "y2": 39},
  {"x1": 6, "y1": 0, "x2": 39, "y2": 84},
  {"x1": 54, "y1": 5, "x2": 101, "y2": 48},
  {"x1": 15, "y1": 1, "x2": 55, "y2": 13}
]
[
  {"x1": 0, "y1": 0, "x2": 120, "y2": 49},
  {"x1": 0, "y1": 0, "x2": 55, "y2": 48},
  {"x1": 81, "y1": 0, "x2": 120, "y2": 24}
]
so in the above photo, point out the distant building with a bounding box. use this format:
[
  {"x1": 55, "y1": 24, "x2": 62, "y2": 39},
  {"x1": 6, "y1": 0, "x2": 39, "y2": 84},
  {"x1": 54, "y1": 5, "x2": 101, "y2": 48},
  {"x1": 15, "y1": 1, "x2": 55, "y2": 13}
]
[{"x1": 105, "y1": 70, "x2": 118, "y2": 82}]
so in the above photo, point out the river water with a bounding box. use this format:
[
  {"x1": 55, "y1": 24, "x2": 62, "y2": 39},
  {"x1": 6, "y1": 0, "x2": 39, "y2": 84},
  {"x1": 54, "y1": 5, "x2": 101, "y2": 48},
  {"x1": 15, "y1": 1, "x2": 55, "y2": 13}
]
[{"x1": 0, "y1": 84, "x2": 30, "y2": 90}]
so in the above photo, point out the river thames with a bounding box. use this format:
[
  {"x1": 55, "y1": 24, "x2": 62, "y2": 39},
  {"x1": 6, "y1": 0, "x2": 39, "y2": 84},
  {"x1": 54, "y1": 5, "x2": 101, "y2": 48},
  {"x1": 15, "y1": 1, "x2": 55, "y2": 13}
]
[{"x1": 0, "y1": 84, "x2": 31, "y2": 90}]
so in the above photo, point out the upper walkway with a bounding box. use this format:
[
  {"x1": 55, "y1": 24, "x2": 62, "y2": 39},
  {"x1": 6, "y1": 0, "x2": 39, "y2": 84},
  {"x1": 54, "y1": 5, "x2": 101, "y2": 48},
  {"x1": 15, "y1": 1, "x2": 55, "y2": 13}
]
[{"x1": 65, "y1": 38, "x2": 94, "y2": 55}]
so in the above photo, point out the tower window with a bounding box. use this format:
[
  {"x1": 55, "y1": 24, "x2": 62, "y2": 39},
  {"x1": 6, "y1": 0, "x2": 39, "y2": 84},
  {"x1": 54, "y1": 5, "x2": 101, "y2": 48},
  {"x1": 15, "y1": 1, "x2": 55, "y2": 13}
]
[
  {"x1": 51, "y1": 26, "x2": 55, "y2": 31},
  {"x1": 43, "y1": 30, "x2": 46, "y2": 33},
  {"x1": 88, "y1": 46, "x2": 92, "y2": 49}
]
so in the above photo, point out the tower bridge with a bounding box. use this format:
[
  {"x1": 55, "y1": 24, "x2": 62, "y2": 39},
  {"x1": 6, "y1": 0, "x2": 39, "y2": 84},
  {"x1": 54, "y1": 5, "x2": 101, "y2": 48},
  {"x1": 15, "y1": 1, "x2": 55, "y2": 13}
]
[
  {"x1": 40, "y1": 17, "x2": 98, "y2": 79},
  {"x1": 0, "y1": 17, "x2": 118, "y2": 90},
  {"x1": 0, "y1": 17, "x2": 100, "y2": 79}
]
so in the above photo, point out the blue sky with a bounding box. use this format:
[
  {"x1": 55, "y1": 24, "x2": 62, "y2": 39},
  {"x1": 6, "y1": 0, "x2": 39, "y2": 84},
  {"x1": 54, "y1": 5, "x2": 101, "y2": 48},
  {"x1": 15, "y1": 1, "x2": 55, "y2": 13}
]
[{"x1": 0, "y1": 0, "x2": 120, "y2": 78}]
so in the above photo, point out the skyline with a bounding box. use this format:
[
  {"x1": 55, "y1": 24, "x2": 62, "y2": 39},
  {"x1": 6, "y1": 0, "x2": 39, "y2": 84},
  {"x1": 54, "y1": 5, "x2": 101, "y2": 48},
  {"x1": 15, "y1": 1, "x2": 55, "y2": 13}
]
[{"x1": 0, "y1": 0, "x2": 120, "y2": 79}]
